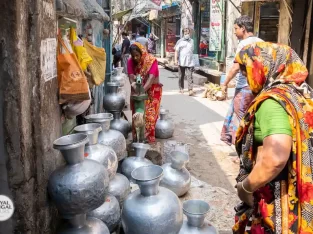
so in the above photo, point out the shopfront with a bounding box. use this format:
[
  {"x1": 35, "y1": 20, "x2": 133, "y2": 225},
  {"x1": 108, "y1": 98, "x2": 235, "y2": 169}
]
[
  {"x1": 195, "y1": 0, "x2": 225, "y2": 71},
  {"x1": 241, "y1": 0, "x2": 280, "y2": 42},
  {"x1": 159, "y1": 2, "x2": 181, "y2": 60}
]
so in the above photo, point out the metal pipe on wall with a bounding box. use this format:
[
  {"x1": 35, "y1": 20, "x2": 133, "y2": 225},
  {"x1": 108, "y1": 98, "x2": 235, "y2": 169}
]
[{"x1": 103, "y1": 0, "x2": 113, "y2": 95}]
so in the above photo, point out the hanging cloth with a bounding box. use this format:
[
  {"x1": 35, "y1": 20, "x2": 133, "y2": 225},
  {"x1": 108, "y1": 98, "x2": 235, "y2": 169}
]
[{"x1": 83, "y1": 39, "x2": 107, "y2": 86}]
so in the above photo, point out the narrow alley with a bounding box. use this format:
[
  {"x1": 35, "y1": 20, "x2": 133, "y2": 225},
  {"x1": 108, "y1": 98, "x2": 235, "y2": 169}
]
[
  {"x1": 157, "y1": 66, "x2": 240, "y2": 233},
  {"x1": 2, "y1": 0, "x2": 313, "y2": 233}
]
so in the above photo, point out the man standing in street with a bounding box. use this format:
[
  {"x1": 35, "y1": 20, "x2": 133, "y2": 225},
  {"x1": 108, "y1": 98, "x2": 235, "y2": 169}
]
[
  {"x1": 135, "y1": 30, "x2": 149, "y2": 50},
  {"x1": 220, "y1": 15, "x2": 264, "y2": 155},
  {"x1": 174, "y1": 28, "x2": 195, "y2": 96},
  {"x1": 121, "y1": 32, "x2": 131, "y2": 73},
  {"x1": 130, "y1": 33, "x2": 137, "y2": 45}
]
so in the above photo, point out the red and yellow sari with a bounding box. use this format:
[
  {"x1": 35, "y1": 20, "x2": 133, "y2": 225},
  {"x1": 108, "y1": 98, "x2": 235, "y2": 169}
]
[
  {"x1": 127, "y1": 42, "x2": 162, "y2": 143},
  {"x1": 234, "y1": 42, "x2": 313, "y2": 233}
]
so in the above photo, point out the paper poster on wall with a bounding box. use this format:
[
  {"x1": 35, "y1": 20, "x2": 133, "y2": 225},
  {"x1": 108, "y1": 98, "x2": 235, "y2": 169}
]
[
  {"x1": 41, "y1": 38, "x2": 57, "y2": 82},
  {"x1": 209, "y1": 0, "x2": 223, "y2": 51}
]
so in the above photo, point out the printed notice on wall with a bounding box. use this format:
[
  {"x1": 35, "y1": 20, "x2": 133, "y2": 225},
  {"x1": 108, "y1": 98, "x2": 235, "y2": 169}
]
[
  {"x1": 209, "y1": 0, "x2": 223, "y2": 51},
  {"x1": 41, "y1": 38, "x2": 57, "y2": 82}
]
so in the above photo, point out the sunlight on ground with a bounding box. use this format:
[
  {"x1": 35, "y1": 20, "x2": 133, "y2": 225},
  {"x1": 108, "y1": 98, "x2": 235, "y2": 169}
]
[{"x1": 193, "y1": 96, "x2": 238, "y2": 187}]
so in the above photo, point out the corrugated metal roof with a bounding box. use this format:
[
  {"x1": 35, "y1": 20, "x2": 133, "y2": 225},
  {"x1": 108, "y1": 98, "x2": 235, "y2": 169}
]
[
  {"x1": 81, "y1": 0, "x2": 110, "y2": 21},
  {"x1": 56, "y1": 0, "x2": 110, "y2": 21}
]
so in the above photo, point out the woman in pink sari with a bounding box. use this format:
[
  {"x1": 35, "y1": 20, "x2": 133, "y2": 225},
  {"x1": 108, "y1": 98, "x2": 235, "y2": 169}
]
[{"x1": 127, "y1": 42, "x2": 163, "y2": 143}]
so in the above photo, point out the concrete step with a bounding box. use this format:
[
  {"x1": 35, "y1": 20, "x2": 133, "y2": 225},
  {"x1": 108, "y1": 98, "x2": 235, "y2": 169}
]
[{"x1": 193, "y1": 73, "x2": 207, "y2": 85}]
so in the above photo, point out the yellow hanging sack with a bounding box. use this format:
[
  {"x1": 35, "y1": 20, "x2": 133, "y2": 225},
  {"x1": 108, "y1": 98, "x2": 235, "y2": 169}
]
[
  {"x1": 70, "y1": 28, "x2": 93, "y2": 71},
  {"x1": 83, "y1": 39, "x2": 106, "y2": 86}
]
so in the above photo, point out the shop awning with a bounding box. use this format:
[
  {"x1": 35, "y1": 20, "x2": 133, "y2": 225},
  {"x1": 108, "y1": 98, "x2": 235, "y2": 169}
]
[
  {"x1": 112, "y1": 8, "x2": 133, "y2": 20},
  {"x1": 128, "y1": 12, "x2": 150, "y2": 21},
  {"x1": 81, "y1": 0, "x2": 110, "y2": 21},
  {"x1": 56, "y1": 0, "x2": 110, "y2": 21}
]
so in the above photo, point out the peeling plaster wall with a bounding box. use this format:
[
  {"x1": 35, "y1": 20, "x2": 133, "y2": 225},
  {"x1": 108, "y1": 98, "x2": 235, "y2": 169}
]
[{"x1": 0, "y1": 0, "x2": 63, "y2": 233}]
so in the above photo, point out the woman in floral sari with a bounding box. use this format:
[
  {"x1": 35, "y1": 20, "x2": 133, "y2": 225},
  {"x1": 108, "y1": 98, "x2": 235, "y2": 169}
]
[
  {"x1": 233, "y1": 42, "x2": 313, "y2": 233},
  {"x1": 127, "y1": 42, "x2": 163, "y2": 143}
]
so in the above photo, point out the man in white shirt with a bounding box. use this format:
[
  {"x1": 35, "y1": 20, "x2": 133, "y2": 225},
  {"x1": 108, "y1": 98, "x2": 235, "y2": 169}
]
[
  {"x1": 135, "y1": 30, "x2": 148, "y2": 50},
  {"x1": 174, "y1": 28, "x2": 195, "y2": 96},
  {"x1": 222, "y1": 16, "x2": 264, "y2": 91},
  {"x1": 220, "y1": 15, "x2": 263, "y2": 150}
]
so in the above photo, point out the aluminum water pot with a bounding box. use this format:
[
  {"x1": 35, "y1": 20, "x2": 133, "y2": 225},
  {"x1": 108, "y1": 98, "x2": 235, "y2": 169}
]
[
  {"x1": 179, "y1": 200, "x2": 218, "y2": 234},
  {"x1": 73, "y1": 123, "x2": 118, "y2": 180},
  {"x1": 160, "y1": 151, "x2": 191, "y2": 197},
  {"x1": 155, "y1": 109, "x2": 175, "y2": 139},
  {"x1": 48, "y1": 134, "x2": 108, "y2": 217},
  {"x1": 87, "y1": 194, "x2": 121, "y2": 232},
  {"x1": 107, "y1": 173, "x2": 131, "y2": 207},
  {"x1": 121, "y1": 143, "x2": 153, "y2": 180},
  {"x1": 111, "y1": 68, "x2": 128, "y2": 103},
  {"x1": 85, "y1": 113, "x2": 127, "y2": 161},
  {"x1": 111, "y1": 112, "x2": 131, "y2": 138},
  {"x1": 111, "y1": 67, "x2": 126, "y2": 87},
  {"x1": 122, "y1": 165, "x2": 183, "y2": 234},
  {"x1": 103, "y1": 82, "x2": 125, "y2": 113},
  {"x1": 57, "y1": 214, "x2": 110, "y2": 234}
]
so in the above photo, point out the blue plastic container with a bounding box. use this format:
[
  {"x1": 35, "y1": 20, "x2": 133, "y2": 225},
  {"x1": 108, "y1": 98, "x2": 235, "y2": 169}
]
[{"x1": 220, "y1": 73, "x2": 226, "y2": 85}]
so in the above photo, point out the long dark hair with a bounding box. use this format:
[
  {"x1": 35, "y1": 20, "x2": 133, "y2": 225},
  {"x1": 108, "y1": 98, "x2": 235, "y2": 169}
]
[{"x1": 130, "y1": 44, "x2": 142, "y2": 55}]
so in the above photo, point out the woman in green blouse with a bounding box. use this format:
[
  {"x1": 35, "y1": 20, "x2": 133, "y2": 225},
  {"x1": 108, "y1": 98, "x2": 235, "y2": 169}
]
[{"x1": 232, "y1": 42, "x2": 313, "y2": 233}]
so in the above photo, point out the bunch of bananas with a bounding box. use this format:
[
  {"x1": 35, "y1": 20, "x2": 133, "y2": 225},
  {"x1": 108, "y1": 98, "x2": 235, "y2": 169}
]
[{"x1": 202, "y1": 83, "x2": 226, "y2": 101}]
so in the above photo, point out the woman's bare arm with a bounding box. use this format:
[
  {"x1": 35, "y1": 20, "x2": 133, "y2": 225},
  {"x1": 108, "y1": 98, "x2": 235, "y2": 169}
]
[
  {"x1": 129, "y1": 74, "x2": 136, "y2": 84},
  {"x1": 143, "y1": 74, "x2": 155, "y2": 92},
  {"x1": 243, "y1": 134, "x2": 292, "y2": 192}
]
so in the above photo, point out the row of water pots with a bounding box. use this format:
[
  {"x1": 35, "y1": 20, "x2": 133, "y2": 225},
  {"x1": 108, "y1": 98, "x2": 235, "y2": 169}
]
[
  {"x1": 48, "y1": 114, "x2": 217, "y2": 233},
  {"x1": 106, "y1": 67, "x2": 175, "y2": 140},
  {"x1": 122, "y1": 144, "x2": 191, "y2": 197},
  {"x1": 48, "y1": 113, "x2": 130, "y2": 233},
  {"x1": 122, "y1": 164, "x2": 218, "y2": 234},
  {"x1": 103, "y1": 67, "x2": 131, "y2": 139}
]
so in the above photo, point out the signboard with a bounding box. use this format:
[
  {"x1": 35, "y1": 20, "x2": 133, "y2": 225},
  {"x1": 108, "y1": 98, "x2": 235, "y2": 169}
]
[
  {"x1": 209, "y1": 0, "x2": 223, "y2": 51},
  {"x1": 40, "y1": 38, "x2": 57, "y2": 82},
  {"x1": 166, "y1": 35, "x2": 176, "y2": 52}
]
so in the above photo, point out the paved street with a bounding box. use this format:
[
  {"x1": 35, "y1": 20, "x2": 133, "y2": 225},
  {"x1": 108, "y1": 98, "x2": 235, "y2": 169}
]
[{"x1": 158, "y1": 66, "x2": 240, "y2": 232}]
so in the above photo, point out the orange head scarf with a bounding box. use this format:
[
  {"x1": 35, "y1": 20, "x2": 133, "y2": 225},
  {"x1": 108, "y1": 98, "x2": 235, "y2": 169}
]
[
  {"x1": 235, "y1": 42, "x2": 308, "y2": 94},
  {"x1": 130, "y1": 42, "x2": 156, "y2": 79}
]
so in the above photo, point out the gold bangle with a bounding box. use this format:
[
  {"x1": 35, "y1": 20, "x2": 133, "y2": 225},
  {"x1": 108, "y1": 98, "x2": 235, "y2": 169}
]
[{"x1": 241, "y1": 181, "x2": 253, "y2": 194}]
